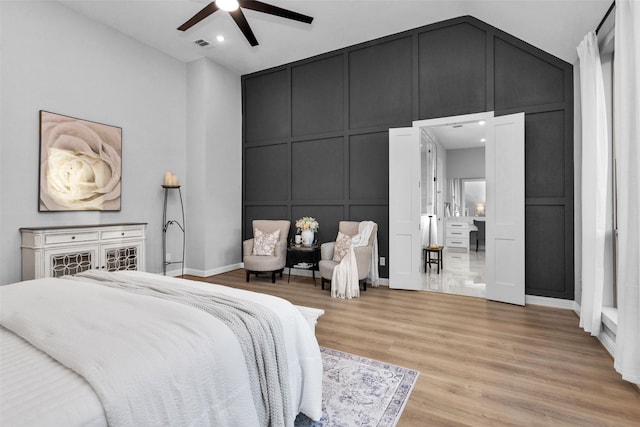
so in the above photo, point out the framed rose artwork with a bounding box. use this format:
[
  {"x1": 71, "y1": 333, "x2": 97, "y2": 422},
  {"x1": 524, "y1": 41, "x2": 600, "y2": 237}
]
[{"x1": 39, "y1": 111, "x2": 122, "y2": 211}]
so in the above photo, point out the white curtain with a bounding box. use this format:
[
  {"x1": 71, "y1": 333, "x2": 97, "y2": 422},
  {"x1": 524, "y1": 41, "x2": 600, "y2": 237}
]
[
  {"x1": 577, "y1": 32, "x2": 610, "y2": 336},
  {"x1": 614, "y1": 0, "x2": 640, "y2": 385}
]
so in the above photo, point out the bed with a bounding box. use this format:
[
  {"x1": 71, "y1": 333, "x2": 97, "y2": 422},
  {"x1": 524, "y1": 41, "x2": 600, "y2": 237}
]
[{"x1": 0, "y1": 270, "x2": 323, "y2": 426}]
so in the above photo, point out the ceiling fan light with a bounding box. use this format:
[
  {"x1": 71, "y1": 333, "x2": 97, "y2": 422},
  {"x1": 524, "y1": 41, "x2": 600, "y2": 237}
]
[{"x1": 217, "y1": 0, "x2": 239, "y2": 12}]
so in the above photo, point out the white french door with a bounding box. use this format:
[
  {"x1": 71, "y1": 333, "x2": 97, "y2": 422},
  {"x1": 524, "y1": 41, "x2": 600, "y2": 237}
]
[
  {"x1": 388, "y1": 127, "x2": 422, "y2": 290},
  {"x1": 389, "y1": 112, "x2": 525, "y2": 305},
  {"x1": 485, "y1": 113, "x2": 525, "y2": 305}
]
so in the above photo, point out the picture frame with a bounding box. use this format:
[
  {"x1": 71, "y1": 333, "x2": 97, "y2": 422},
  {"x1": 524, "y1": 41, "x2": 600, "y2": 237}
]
[{"x1": 39, "y1": 110, "x2": 122, "y2": 211}]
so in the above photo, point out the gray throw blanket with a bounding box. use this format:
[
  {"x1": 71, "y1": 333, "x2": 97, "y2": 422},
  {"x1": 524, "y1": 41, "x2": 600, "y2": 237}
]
[{"x1": 67, "y1": 271, "x2": 291, "y2": 427}]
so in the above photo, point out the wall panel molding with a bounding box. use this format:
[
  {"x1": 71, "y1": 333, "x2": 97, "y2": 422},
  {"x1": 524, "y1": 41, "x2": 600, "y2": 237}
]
[{"x1": 242, "y1": 15, "x2": 574, "y2": 297}]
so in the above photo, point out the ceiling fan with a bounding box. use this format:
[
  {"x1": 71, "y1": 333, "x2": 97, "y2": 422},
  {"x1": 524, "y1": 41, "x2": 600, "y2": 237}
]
[{"x1": 178, "y1": 0, "x2": 314, "y2": 47}]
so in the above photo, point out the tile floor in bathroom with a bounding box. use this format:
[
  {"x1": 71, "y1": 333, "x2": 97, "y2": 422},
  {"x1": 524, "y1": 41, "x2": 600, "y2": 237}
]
[{"x1": 421, "y1": 247, "x2": 486, "y2": 298}]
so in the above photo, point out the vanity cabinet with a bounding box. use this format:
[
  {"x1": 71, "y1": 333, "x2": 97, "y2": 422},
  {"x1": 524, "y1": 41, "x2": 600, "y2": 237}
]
[
  {"x1": 445, "y1": 220, "x2": 472, "y2": 251},
  {"x1": 20, "y1": 223, "x2": 146, "y2": 280}
]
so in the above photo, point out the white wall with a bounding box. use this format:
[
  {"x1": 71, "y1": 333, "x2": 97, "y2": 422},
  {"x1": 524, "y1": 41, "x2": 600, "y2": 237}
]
[
  {"x1": 185, "y1": 58, "x2": 242, "y2": 276},
  {"x1": 0, "y1": 1, "x2": 189, "y2": 283}
]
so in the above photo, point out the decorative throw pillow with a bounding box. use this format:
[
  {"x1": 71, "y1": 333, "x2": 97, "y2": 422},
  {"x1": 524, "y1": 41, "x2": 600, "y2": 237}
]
[
  {"x1": 252, "y1": 228, "x2": 280, "y2": 256},
  {"x1": 332, "y1": 231, "x2": 352, "y2": 262}
]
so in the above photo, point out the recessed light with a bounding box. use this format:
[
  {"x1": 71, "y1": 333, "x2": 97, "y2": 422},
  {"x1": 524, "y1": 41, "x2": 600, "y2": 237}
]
[
  {"x1": 481, "y1": 138, "x2": 487, "y2": 142},
  {"x1": 216, "y1": 35, "x2": 225, "y2": 42},
  {"x1": 478, "y1": 120, "x2": 486, "y2": 126}
]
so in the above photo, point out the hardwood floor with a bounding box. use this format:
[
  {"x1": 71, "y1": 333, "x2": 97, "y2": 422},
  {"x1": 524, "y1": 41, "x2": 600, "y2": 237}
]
[{"x1": 186, "y1": 270, "x2": 640, "y2": 426}]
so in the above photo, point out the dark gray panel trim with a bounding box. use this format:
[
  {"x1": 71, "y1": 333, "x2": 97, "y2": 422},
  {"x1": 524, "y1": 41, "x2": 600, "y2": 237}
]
[
  {"x1": 348, "y1": 36, "x2": 413, "y2": 129},
  {"x1": 242, "y1": 15, "x2": 574, "y2": 293},
  {"x1": 243, "y1": 69, "x2": 290, "y2": 143},
  {"x1": 525, "y1": 205, "x2": 572, "y2": 299},
  {"x1": 417, "y1": 22, "x2": 487, "y2": 119},
  {"x1": 291, "y1": 54, "x2": 344, "y2": 137},
  {"x1": 291, "y1": 137, "x2": 344, "y2": 201}
]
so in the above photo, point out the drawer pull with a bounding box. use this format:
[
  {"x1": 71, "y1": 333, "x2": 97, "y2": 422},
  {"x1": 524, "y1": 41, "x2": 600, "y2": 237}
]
[
  {"x1": 451, "y1": 232, "x2": 462, "y2": 235},
  {"x1": 121, "y1": 232, "x2": 125, "y2": 236},
  {"x1": 71, "y1": 236, "x2": 76, "y2": 240}
]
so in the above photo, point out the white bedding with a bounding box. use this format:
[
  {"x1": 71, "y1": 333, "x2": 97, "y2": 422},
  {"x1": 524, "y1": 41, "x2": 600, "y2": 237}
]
[
  {"x1": 0, "y1": 326, "x2": 106, "y2": 427},
  {"x1": 0, "y1": 271, "x2": 323, "y2": 426}
]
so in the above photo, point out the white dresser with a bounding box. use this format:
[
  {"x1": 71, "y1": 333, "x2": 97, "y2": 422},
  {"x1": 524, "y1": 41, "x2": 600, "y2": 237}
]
[
  {"x1": 445, "y1": 220, "x2": 475, "y2": 251},
  {"x1": 20, "y1": 223, "x2": 147, "y2": 280}
]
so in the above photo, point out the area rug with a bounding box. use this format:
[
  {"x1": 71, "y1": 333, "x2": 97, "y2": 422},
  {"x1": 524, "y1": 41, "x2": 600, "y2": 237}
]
[{"x1": 295, "y1": 347, "x2": 419, "y2": 427}]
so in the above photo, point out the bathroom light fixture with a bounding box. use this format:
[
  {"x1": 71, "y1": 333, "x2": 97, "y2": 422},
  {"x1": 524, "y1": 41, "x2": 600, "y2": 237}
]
[
  {"x1": 478, "y1": 120, "x2": 486, "y2": 126},
  {"x1": 216, "y1": 35, "x2": 225, "y2": 42},
  {"x1": 481, "y1": 138, "x2": 487, "y2": 142}
]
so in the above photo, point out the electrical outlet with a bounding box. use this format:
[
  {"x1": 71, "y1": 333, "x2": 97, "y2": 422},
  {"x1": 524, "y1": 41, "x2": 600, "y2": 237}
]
[{"x1": 380, "y1": 257, "x2": 386, "y2": 266}]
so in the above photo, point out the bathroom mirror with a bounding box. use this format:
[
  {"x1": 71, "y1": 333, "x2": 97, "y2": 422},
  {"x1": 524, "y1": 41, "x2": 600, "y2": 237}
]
[{"x1": 462, "y1": 179, "x2": 486, "y2": 217}]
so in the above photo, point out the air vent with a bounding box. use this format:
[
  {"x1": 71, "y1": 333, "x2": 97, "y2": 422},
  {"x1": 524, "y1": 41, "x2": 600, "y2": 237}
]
[
  {"x1": 453, "y1": 124, "x2": 463, "y2": 128},
  {"x1": 193, "y1": 38, "x2": 212, "y2": 47}
]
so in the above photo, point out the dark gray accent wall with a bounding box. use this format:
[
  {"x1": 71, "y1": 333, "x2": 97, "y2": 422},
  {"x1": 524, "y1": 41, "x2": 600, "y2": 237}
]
[{"x1": 242, "y1": 16, "x2": 574, "y2": 298}]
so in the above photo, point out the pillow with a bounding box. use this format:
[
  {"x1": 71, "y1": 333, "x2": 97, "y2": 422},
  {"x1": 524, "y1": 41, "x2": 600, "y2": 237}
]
[
  {"x1": 332, "y1": 231, "x2": 352, "y2": 262},
  {"x1": 252, "y1": 228, "x2": 280, "y2": 256}
]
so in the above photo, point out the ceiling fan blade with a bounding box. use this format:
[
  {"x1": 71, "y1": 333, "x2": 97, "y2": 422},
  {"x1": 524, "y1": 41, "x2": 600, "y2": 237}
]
[
  {"x1": 177, "y1": 2, "x2": 219, "y2": 31},
  {"x1": 229, "y1": 8, "x2": 259, "y2": 46},
  {"x1": 239, "y1": 0, "x2": 314, "y2": 24}
]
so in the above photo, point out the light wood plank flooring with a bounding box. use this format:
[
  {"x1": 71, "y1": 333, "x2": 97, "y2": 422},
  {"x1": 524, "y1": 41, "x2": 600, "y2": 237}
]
[{"x1": 186, "y1": 270, "x2": 640, "y2": 426}]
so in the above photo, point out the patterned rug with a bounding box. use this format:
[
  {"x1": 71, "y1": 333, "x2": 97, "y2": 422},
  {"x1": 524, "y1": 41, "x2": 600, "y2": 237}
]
[{"x1": 295, "y1": 347, "x2": 419, "y2": 427}]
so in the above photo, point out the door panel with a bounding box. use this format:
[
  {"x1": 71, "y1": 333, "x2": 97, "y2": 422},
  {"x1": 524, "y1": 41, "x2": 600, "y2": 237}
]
[
  {"x1": 389, "y1": 127, "x2": 421, "y2": 290},
  {"x1": 486, "y1": 113, "x2": 525, "y2": 305}
]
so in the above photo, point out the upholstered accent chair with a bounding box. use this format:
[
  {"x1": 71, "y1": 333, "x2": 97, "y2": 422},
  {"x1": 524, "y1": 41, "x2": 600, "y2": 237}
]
[
  {"x1": 319, "y1": 221, "x2": 377, "y2": 291},
  {"x1": 243, "y1": 220, "x2": 290, "y2": 283}
]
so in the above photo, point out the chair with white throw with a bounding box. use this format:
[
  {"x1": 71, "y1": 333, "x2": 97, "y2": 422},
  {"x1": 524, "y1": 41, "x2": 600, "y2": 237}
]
[
  {"x1": 243, "y1": 220, "x2": 290, "y2": 283},
  {"x1": 319, "y1": 221, "x2": 378, "y2": 297}
]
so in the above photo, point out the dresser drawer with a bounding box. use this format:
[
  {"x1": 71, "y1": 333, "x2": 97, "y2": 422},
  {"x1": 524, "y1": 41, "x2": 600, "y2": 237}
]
[
  {"x1": 44, "y1": 231, "x2": 99, "y2": 245},
  {"x1": 447, "y1": 237, "x2": 469, "y2": 248},
  {"x1": 102, "y1": 228, "x2": 144, "y2": 240},
  {"x1": 446, "y1": 222, "x2": 469, "y2": 230},
  {"x1": 446, "y1": 229, "x2": 468, "y2": 239}
]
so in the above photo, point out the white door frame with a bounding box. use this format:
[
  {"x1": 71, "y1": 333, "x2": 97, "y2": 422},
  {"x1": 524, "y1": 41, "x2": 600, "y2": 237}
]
[{"x1": 389, "y1": 111, "x2": 525, "y2": 305}]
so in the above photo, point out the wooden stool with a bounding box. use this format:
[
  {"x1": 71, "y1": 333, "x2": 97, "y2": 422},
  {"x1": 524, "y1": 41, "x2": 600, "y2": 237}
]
[{"x1": 423, "y1": 246, "x2": 444, "y2": 274}]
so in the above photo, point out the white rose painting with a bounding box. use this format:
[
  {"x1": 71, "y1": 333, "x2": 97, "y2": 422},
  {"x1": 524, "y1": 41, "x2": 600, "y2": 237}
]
[{"x1": 39, "y1": 111, "x2": 122, "y2": 211}]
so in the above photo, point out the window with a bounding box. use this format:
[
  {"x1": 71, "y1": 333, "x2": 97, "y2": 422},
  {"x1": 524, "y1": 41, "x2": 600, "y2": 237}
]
[{"x1": 598, "y1": 21, "x2": 617, "y2": 308}]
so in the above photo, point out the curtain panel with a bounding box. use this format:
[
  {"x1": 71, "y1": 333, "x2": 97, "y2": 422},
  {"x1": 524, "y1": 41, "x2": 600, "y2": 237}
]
[{"x1": 577, "y1": 32, "x2": 610, "y2": 336}]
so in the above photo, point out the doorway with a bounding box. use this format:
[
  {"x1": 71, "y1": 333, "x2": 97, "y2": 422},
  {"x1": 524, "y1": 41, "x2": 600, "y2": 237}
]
[
  {"x1": 420, "y1": 118, "x2": 487, "y2": 298},
  {"x1": 389, "y1": 111, "x2": 525, "y2": 305}
]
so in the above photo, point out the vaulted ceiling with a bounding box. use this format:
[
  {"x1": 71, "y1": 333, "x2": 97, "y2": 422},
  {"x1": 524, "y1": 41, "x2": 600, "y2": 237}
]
[{"x1": 60, "y1": 0, "x2": 612, "y2": 75}]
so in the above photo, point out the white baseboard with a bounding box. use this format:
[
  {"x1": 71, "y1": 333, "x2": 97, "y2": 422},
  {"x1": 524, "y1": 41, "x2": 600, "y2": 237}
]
[
  {"x1": 161, "y1": 267, "x2": 184, "y2": 277},
  {"x1": 599, "y1": 329, "x2": 616, "y2": 357},
  {"x1": 184, "y1": 263, "x2": 243, "y2": 278},
  {"x1": 175, "y1": 262, "x2": 391, "y2": 285},
  {"x1": 525, "y1": 295, "x2": 575, "y2": 310},
  {"x1": 570, "y1": 303, "x2": 617, "y2": 359},
  {"x1": 374, "y1": 277, "x2": 389, "y2": 286}
]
